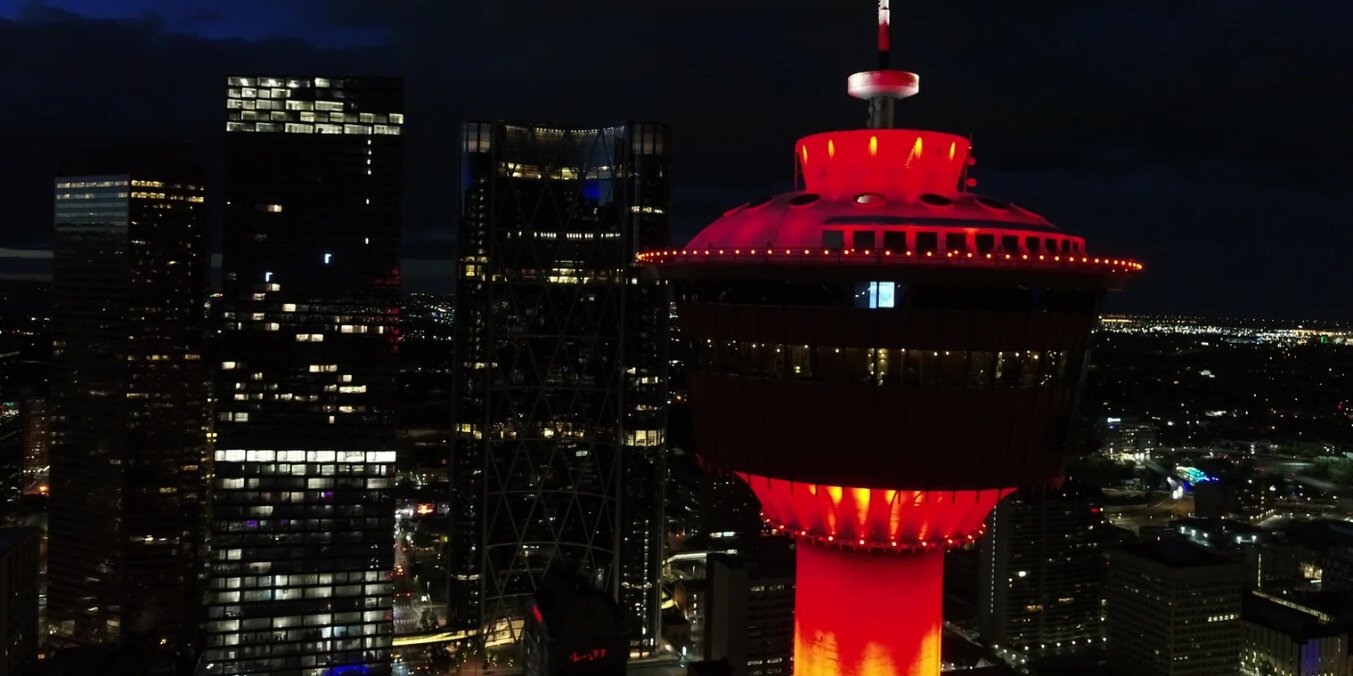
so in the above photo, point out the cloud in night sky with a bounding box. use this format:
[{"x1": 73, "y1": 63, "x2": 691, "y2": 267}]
[{"x1": 0, "y1": 0, "x2": 1349, "y2": 317}]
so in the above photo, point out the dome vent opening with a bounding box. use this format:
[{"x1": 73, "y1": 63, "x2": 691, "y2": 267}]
[
  {"x1": 854, "y1": 193, "x2": 885, "y2": 206},
  {"x1": 975, "y1": 196, "x2": 1009, "y2": 210},
  {"x1": 919, "y1": 193, "x2": 952, "y2": 206},
  {"x1": 790, "y1": 193, "x2": 821, "y2": 207}
]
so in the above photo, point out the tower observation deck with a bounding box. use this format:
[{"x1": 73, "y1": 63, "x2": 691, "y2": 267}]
[{"x1": 638, "y1": 4, "x2": 1141, "y2": 675}]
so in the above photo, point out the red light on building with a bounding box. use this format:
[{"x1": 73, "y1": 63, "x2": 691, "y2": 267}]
[
  {"x1": 568, "y1": 648, "x2": 608, "y2": 663},
  {"x1": 739, "y1": 474, "x2": 1009, "y2": 549}
]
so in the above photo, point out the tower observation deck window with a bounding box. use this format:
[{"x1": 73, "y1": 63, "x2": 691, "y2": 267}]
[
  {"x1": 916, "y1": 232, "x2": 938, "y2": 254},
  {"x1": 822, "y1": 230, "x2": 844, "y2": 249},
  {"x1": 693, "y1": 341, "x2": 1076, "y2": 389},
  {"x1": 976, "y1": 234, "x2": 995, "y2": 254},
  {"x1": 938, "y1": 350, "x2": 967, "y2": 383},
  {"x1": 853, "y1": 230, "x2": 876, "y2": 250},
  {"x1": 789, "y1": 345, "x2": 812, "y2": 379},
  {"x1": 968, "y1": 351, "x2": 995, "y2": 387}
]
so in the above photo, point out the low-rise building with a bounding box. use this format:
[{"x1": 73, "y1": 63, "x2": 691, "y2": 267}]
[
  {"x1": 1106, "y1": 539, "x2": 1243, "y2": 676},
  {"x1": 1240, "y1": 591, "x2": 1349, "y2": 676}
]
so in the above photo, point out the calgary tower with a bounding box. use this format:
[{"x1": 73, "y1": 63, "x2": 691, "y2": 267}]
[{"x1": 640, "y1": 3, "x2": 1141, "y2": 675}]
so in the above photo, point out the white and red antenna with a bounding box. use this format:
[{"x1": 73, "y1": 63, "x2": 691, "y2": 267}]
[
  {"x1": 849, "y1": 0, "x2": 919, "y2": 129},
  {"x1": 877, "y1": 0, "x2": 891, "y2": 67}
]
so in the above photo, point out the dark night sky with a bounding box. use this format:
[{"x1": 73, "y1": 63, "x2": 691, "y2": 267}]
[{"x1": 1, "y1": 0, "x2": 1350, "y2": 319}]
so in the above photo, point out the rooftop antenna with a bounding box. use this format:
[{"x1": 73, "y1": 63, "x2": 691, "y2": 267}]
[{"x1": 848, "y1": 0, "x2": 919, "y2": 129}]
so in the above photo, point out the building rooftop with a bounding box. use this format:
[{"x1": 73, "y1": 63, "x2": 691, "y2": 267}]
[
  {"x1": 1170, "y1": 517, "x2": 1268, "y2": 549},
  {"x1": 1281, "y1": 519, "x2": 1353, "y2": 553},
  {"x1": 1113, "y1": 538, "x2": 1237, "y2": 568},
  {"x1": 1243, "y1": 591, "x2": 1348, "y2": 640},
  {"x1": 531, "y1": 567, "x2": 625, "y2": 641}
]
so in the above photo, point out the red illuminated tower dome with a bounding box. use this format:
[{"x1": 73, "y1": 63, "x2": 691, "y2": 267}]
[{"x1": 639, "y1": 4, "x2": 1141, "y2": 676}]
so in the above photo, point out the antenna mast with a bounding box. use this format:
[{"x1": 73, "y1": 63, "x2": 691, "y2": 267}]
[
  {"x1": 848, "y1": 0, "x2": 919, "y2": 129},
  {"x1": 878, "y1": 0, "x2": 891, "y2": 68}
]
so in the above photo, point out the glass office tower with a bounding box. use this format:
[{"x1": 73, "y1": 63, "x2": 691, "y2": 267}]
[
  {"x1": 202, "y1": 76, "x2": 402, "y2": 675},
  {"x1": 451, "y1": 122, "x2": 669, "y2": 658},
  {"x1": 48, "y1": 143, "x2": 208, "y2": 671}
]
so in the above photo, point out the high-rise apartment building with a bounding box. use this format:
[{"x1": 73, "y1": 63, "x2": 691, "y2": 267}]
[
  {"x1": 47, "y1": 144, "x2": 208, "y2": 670},
  {"x1": 203, "y1": 76, "x2": 403, "y2": 675},
  {"x1": 1106, "y1": 540, "x2": 1243, "y2": 676},
  {"x1": 980, "y1": 488, "x2": 1107, "y2": 666},
  {"x1": 451, "y1": 122, "x2": 670, "y2": 656}
]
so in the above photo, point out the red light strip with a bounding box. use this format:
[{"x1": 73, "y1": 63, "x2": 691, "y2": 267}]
[
  {"x1": 763, "y1": 514, "x2": 987, "y2": 553},
  {"x1": 636, "y1": 248, "x2": 1143, "y2": 272},
  {"x1": 738, "y1": 473, "x2": 1012, "y2": 552}
]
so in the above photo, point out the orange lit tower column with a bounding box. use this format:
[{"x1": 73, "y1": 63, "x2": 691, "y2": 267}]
[{"x1": 638, "y1": 12, "x2": 1140, "y2": 676}]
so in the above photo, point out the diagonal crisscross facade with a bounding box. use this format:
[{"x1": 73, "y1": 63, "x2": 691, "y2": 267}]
[{"x1": 452, "y1": 122, "x2": 669, "y2": 658}]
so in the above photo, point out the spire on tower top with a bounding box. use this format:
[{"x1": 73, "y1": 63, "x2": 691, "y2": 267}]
[
  {"x1": 878, "y1": 0, "x2": 891, "y2": 68},
  {"x1": 849, "y1": 0, "x2": 919, "y2": 129}
]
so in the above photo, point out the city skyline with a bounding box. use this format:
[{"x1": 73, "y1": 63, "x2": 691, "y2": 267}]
[
  {"x1": 1, "y1": 3, "x2": 1352, "y2": 676},
  {"x1": 0, "y1": 2, "x2": 1351, "y2": 318}
]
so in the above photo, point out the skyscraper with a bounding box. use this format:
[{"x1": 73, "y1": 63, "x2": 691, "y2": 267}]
[
  {"x1": 48, "y1": 143, "x2": 208, "y2": 669},
  {"x1": 980, "y1": 488, "x2": 1107, "y2": 667},
  {"x1": 636, "y1": 4, "x2": 1141, "y2": 674},
  {"x1": 203, "y1": 76, "x2": 403, "y2": 675},
  {"x1": 451, "y1": 122, "x2": 670, "y2": 657},
  {"x1": 0, "y1": 527, "x2": 39, "y2": 675},
  {"x1": 1105, "y1": 540, "x2": 1243, "y2": 676}
]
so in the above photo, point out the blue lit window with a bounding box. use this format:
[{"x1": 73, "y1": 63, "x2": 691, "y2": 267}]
[
  {"x1": 323, "y1": 252, "x2": 333, "y2": 264},
  {"x1": 868, "y1": 281, "x2": 895, "y2": 308}
]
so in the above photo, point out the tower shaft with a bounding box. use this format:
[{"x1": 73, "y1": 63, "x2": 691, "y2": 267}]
[{"x1": 795, "y1": 543, "x2": 943, "y2": 676}]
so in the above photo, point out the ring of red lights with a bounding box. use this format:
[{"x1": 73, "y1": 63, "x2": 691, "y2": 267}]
[
  {"x1": 636, "y1": 248, "x2": 1143, "y2": 273},
  {"x1": 761, "y1": 515, "x2": 989, "y2": 553}
]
